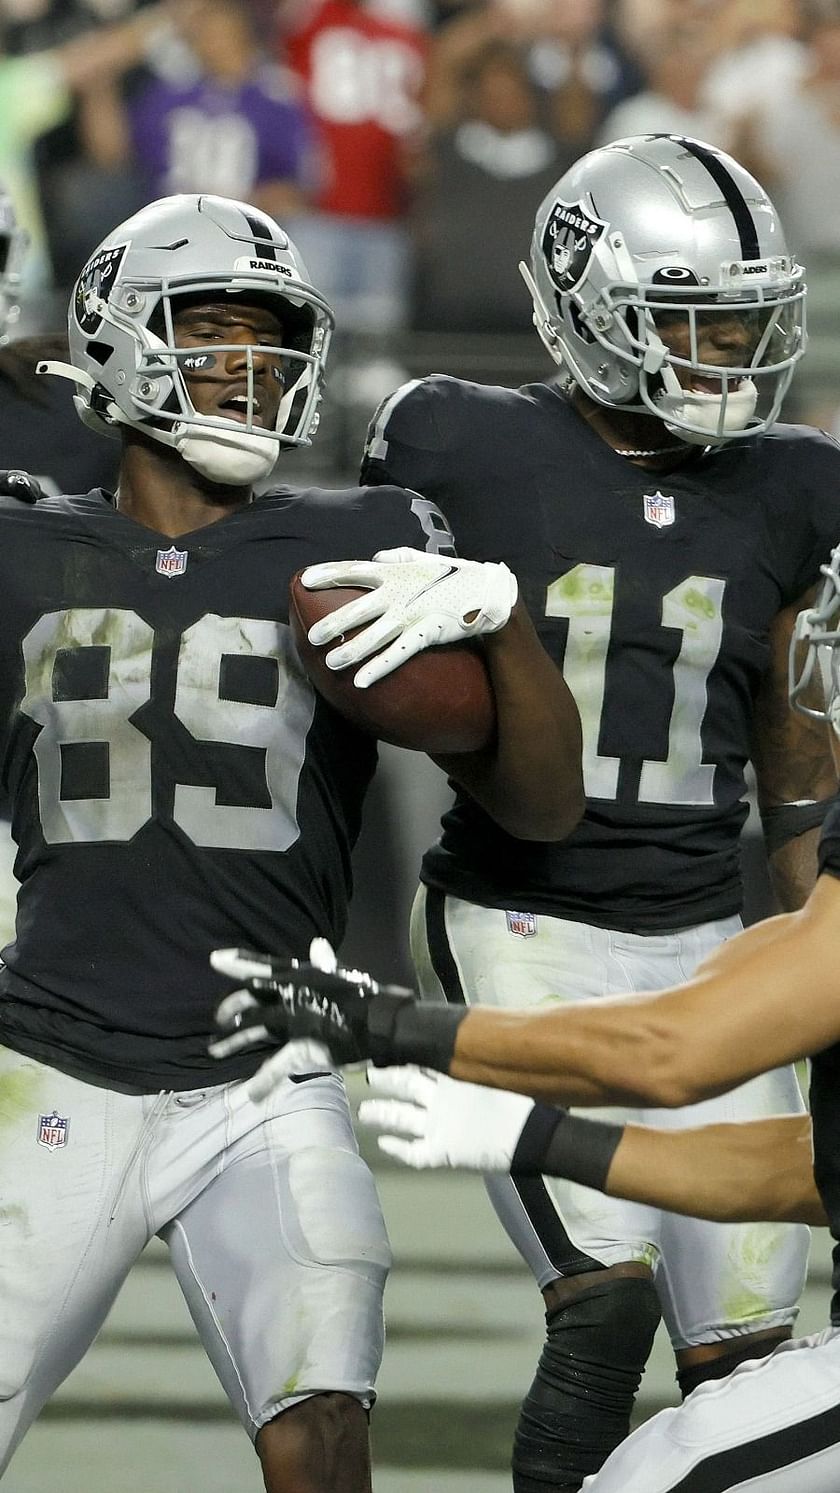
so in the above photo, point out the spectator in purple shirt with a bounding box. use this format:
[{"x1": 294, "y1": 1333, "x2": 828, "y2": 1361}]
[{"x1": 129, "y1": 0, "x2": 315, "y2": 220}]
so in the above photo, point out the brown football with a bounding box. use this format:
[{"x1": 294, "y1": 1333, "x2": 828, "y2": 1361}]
[{"x1": 289, "y1": 571, "x2": 496, "y2": 753}]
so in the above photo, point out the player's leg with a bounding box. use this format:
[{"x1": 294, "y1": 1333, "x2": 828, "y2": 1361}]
[
  {"x1": 0, "y1": 1046, "x2": 156, "y2": 1473},
  {"x1": 580, "y1": 1327, "x2": 840, "y2": 1492},
  {"x1": 410, "y1": 888, "x2": 664, "y2": 1492},
  {"x1": 158, "y1": 1072, "x2": 389, "y2": 1493},
  {"x1": 650, "y1": 1059, "x2": 809, "y2": 1396}
]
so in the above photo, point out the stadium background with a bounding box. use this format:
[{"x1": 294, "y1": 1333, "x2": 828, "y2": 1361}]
[{"x1": 1, "y1": 0, "x2": 837, "y2": 1485}]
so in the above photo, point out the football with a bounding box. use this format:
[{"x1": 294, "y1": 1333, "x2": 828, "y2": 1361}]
[{"x1": 289, "y1": 571, "x2": 496, "y2": 753}]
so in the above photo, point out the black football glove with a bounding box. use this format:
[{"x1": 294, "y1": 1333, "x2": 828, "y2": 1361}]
[
  {"x1": 209, "y1": 938, "x2": 468, "y2": 1092},
  {"x1": 0, "y1": 470, "x2": 44, "y2": 503}
]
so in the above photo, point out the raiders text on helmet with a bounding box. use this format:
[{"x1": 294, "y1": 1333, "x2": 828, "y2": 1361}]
[
  {"x1": 39, "y1": 195, "x2": 334, "y2": 485},
  {"x1": 521, "y1": 135, "x2": 806, "y2": 445}
]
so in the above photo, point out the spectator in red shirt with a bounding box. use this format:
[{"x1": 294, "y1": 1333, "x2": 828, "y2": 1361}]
[{"x1": 282, "y1": 0, "x2": 428, "y2": 332}]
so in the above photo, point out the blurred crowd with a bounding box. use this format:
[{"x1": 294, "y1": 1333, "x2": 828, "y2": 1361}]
[{"x1": 2, "y1": 0, "x2": 840, "y2": 424}]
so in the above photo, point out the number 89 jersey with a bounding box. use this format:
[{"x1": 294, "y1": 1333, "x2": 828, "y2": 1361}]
[
  {"x1": 0, "y1": 484, "x2": 451, "y2": 1090},
  {"x1": 362, "y1": 375, "x2": 840, "y2": 931}
]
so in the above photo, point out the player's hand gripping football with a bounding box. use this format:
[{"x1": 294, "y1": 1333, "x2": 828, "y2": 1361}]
[
  {"x1": 359, "y1": 1066, "x2": 537, "y2": 1171},
  {"x1": 209, "y1": 940, "x2": 468, "y2": 1101},
  {"x1": 300, "y1": 547, "x2": 518, "y2": 687}
]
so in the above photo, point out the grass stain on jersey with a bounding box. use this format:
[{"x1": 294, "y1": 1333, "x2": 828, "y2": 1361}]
[{"x1": 682, "y1": 587, "x2": 718, "y2": 625}]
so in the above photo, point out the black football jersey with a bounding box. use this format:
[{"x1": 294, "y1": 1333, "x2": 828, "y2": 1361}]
[
  {"x1": 812, "y1": 802, "x2": 840, "y2": 1319},
  {"x1": 0, "y1": 484, "x2": 452, "y2": 1091},
  {"x1": 362, "y1": 376, "x2": 840, "y2": 931}
]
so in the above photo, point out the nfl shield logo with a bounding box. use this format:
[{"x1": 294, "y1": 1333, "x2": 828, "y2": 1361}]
[
  {"x1": 506, "y1": 910, "x2": 537, "y2": 939},
  {"x1": 643, "y1": 491, "x2": 676, "y2": 529},
  {"x1": 37, "y1": 1110, "x2": 69, "y2": 1150},
  {"x1": 156, "y1": 545, "x2": 188, "y2": 578}
]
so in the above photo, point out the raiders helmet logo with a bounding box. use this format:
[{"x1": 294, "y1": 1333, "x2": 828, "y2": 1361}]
[
  {"x1": 542, "y1": 198, "x2": 608, "y2": 295},
  {"x1": 74, "y1": 242, "x2": 128, "y2": 336}
]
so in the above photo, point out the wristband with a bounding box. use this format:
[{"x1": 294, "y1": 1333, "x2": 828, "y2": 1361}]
[
  {"x1": 369, "y1": 997, "x2": 469, "y2": 1071},
  {"x1": 511, "y1": 1104, "x2": 624, "y2": 1191},
  {"x1": 760, "y1": 797, "x2": 835, "y2": 855}
]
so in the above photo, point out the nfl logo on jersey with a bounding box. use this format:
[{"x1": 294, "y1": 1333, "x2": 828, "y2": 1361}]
[
  {"x1": 37, "y1": 1111, "x2": 69, "y2": 1150},
  {"x1": 643, "y1": 492, "x2": 675, "y2": 529},
  {"x1": 156, "y1": 545, "x2": 189, "y2": 577},
  {"x1": 506, "y1": 910, "x2": 537, "y2": 938}
]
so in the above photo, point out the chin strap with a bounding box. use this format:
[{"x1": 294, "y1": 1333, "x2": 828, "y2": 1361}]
[
  {"x1": 660, "y1": 380, "x2": 758, "y2": 445},
  {"x1": 652, "y1": 354, "x2": 758, "y2": 445},
  {"x1": 173, "y1": 422, "x2": 281, "y2": 485}
]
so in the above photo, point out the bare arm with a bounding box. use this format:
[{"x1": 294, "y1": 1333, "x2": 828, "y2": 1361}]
[
  {"x1": 48, "y1": 5, "x2": 168, "y2": 94},
  {"x1": 75, "y1": 80, "x2": 133, "y2": 172},
  {"x1": 434, "y1": 600, "x2": 584, "y2": 841},
  {"x1": 447, "y1": 872, "x2": 840, "y2": 1105},
  {"x1": 605, "y1": 1114, "x2": 825, "y2": 1226},
  {"x1": 751, "y1": 591, "x2": 839, "y2": 910}
]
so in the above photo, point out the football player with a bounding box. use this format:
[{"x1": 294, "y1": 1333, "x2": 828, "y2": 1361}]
[
  {"x1": 211, "y1": 543, "x2": 840, "y2": 1492},
  {"x1": 0, "y1": 183, "x2": 117, "y2": 952},
  {"x1": 0, "y1": 181, "x2": 119, "y2": 514},
  {"x1": 341, "y1": 134, "x2": 838, "y2": 1491},
  {"x1": 0, "y1": 192, "x2": 582, "y2": 1492}
]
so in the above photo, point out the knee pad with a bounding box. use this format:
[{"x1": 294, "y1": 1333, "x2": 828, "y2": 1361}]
[
  {"x1": 512, "y1": 1274, "x2": 661, "y2": 1493},
  {"x1": 676, "y1": 1331, "x2": 790, "y2": 1401}
]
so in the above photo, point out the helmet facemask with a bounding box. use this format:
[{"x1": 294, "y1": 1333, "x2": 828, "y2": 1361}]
[
  {"x1": 82, "y1": 274, "x2": 330, "y2": 485},
  {"x1": 117, "y1": 279, "x2": 330, "y2": 485},
  {"x1": 596, "y1": 276, "x2": 804, "y2": 445},
  {"x1": 524, "y1": 241, "x2": 806, "y2": 447},
  {"x1": 790, "y1": 549, "x2": 840, "y2": 735}
]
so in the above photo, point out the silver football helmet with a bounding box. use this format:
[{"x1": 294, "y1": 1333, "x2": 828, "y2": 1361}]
[
  {"x1": 521, "y1": 135, "x2": 806, "y2": 446},
  {"x1": 0, "y1": 186, "x2": 27, "y2": 344},
  {"x1": 40, "y1": 194, "x2": 334, "y2": 485},
  {"x1": 790, "y1": 546, "x2": 840, "y2": 734}
]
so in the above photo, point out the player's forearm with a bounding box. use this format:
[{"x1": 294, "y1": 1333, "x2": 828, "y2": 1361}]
[
  {"x1": 438, "y1": 602, "x2": 584, "y2": 841},
  {"x1": 448, "y1": 1002, "x2": 692, "y2": 1105},
  {"x1": 448, "y1": 884, "x2": 840, "y2": 1106},
  {"x1": 52, "y1": 5, "x2": 166, "y2": 92},
  {"x1": 605, "y1": 1116, "x2": 826, "y2": 1225},
  {"x1": 767, "y1": 825, "x2": 823, "y2": 912}
]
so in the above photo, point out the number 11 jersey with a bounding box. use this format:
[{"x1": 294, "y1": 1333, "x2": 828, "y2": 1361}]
[{"x1": 362, "y1": 375, "x2": 840, "y2": 932}]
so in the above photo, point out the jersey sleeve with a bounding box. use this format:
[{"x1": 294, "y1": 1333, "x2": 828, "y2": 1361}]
[
  {"x1": 361, "y1": 375, "x2": 459, "y2": 500},
  {"x1": 352, "y1": 482, "x2": 457, "y2": 558},
  {"x1": 287, "y1": 481, "x2": 458, "y2": 559}
]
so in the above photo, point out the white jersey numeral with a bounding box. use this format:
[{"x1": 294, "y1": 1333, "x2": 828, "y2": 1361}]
[
  {"x1": 22, "y1": 609, "x2": 155, "y2": 843},
  {"x1": 547, "y1": 565, "x2": 726, "y2": 807},
  {"x1": 20, "y1": 608, "x2": 315, "y2": 849}
]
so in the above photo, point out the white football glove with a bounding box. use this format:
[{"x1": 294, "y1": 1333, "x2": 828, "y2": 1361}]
[
  {"x1": 358, "y1": 1064, "x2": 536, "y2": 1171},
  {"x1": 300, "y1": 547, "x2": 518, "y2": 688}
]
